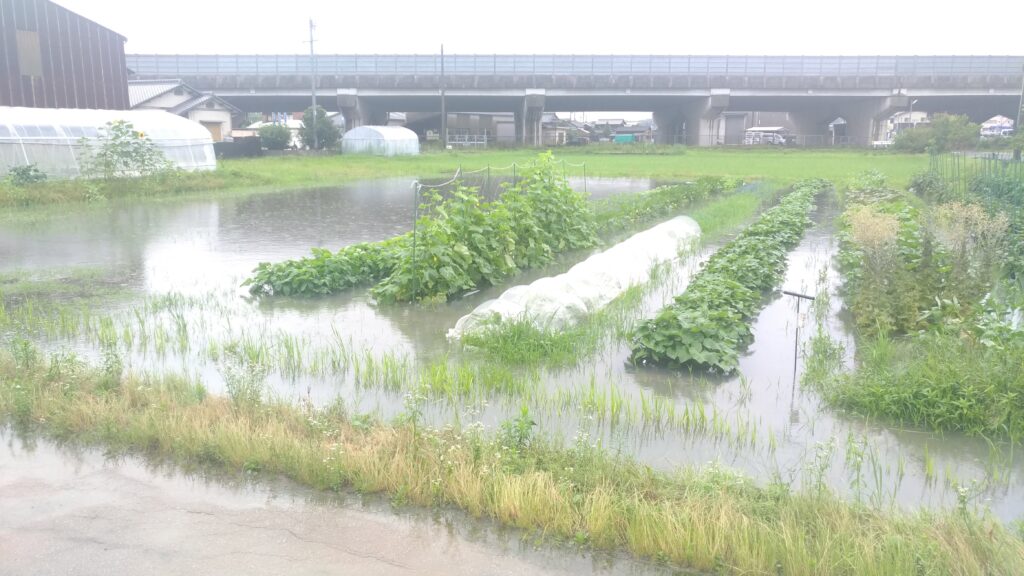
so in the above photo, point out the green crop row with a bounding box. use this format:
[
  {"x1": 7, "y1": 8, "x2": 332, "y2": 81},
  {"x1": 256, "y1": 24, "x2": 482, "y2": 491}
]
[
  {"x1": 629, "y1": 179, "x2": 829, "y2": 373},
  {"x1": 246, "y1": 153, "x2": 596, "y2": 302},
  {"x1": 245, "y1": 155, "x2": 739, "y2": 301},
  {"x1": 592, "y1": 176, "x2": 739, "y2": 235},
  {"x1": 245, "y1": 236, "x2": 406, "y2": 297}
]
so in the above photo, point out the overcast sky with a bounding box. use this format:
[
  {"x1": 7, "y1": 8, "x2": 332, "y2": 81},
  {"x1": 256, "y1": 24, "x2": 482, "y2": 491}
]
[{"x1": 59, "y1": 0, "x2": 1024, "y2": 56}]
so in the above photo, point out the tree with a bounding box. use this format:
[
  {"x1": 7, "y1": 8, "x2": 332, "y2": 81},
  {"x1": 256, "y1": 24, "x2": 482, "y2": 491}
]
[
  {"x1": 893, "y1": 114, "x2": 980, "y2": 153},
  {"x1": 258, "y1": 124, "x2": 292, "y2": 150},
  {"x1": 298, "y1": 106, "x2": 340, "y2": 150}
]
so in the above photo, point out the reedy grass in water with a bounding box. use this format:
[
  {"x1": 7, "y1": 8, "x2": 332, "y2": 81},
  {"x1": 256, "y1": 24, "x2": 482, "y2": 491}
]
[
  {"x1": 1, "y1": 288, "x2": 764, "y2": 445},
  {"x1": 1, "y1": 348, "x2": 1021, "y2": 576}
]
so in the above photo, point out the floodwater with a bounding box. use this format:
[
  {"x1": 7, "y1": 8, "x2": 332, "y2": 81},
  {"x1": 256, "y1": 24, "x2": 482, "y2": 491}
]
[
  {"x1": 0, "y1": 427, "x2": 673, "y2": 576},
  {"x1": 1, "y1": 178, "x2": 1022, "y2": 525}
]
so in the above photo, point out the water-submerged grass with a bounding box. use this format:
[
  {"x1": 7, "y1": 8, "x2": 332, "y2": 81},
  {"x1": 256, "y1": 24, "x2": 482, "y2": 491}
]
[{"x1": 2, "y1": 350, "x2": 1020, "y2": 576}]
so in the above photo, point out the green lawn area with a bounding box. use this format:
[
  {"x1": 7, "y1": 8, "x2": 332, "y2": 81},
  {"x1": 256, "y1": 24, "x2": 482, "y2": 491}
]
[
  {"x1": 222, "y1": 147, "x2": 928, "y2": 188},
  {"x1": 1, "y1": 147, "x2": 928, "y2": 210}
]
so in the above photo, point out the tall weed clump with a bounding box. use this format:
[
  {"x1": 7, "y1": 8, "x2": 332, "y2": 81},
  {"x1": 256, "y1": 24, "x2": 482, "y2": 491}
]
[
  {"x1": 816, "y1": 170, "x2": 1024, "y2": 439},
  {"x1": 838, "y1": 172, "x2": 1008, "y2": 336},
  {"x1": 967, "y1": 173, "x2": 1024, "y2": 279}
]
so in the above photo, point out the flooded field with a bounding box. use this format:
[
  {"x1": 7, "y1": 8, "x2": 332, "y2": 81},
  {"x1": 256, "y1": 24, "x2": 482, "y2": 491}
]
[{"x1": 1, "y1": 174, "x2": 1021, "y2": 529}]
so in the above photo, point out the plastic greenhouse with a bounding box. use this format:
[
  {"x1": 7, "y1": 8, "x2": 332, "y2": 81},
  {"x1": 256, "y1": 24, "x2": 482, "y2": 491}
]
[
  {"x1": 0, "y1": 106, "x2": 216, "y2": 179},
  {"x1": 341, "y1": 125, "x2": 420, "y2": 156}
]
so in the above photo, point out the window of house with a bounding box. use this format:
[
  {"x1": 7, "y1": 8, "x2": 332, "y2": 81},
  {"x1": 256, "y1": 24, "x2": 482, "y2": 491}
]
[{"x1": 16, "y1": 30, "x2": 43, "y2": 77}]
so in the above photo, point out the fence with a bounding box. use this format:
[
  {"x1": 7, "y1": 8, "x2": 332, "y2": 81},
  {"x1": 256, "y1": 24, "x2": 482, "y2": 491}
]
[
  {"x1": 930, "y1": 152, "x2": 1024, "y2": 198},
  {"x1": 414, "y1": 159, "x2": 589, "y2": 203},
  {"x1": 126, "y1": 54, "x2": 1024, "y2": 78}
]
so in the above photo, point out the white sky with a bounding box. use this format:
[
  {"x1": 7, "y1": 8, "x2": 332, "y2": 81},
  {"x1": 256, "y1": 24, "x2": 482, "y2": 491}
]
[{"x1": 60, "y1": 0, "x2": 1024, "y2": 56}]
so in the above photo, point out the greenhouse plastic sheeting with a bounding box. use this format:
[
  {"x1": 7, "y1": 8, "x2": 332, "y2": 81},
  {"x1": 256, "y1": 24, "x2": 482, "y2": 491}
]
[
  {"x1": 341, "y1": 125, "x2": 420, "y2": 156},
  {"x1": 448, "y1": 215, "x2": 702, "y2": 340},
  {"x1": 0, "y1": 106, "x2": 216, "y2": 178}
]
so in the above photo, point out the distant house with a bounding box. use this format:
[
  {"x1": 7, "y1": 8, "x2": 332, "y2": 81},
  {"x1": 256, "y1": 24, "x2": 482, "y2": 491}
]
[
  {"x1": 542, "y1": 113, "x2": 568, "y2": 146},
  {"x1": 885, "y1": 110, "x2": 929, "y2": 140},
  {"x1": 980, "y1": 115, "x2": 1015, "y2": 138},
  {"x1": 542, "y1": 113, "x2": 591, "y2": 146},
  {"x1": 613, "y1": 123, "x2": 654, "y2": 144},
  {"x1": 128, "y1": 79, "x2": 240, "y2": 141},
  {"x1": 1, "y1": 0, "x2": 129, "y2": 109},
  {"x1": 590, "y1": 119, "x2": 627, "y2": 141}
]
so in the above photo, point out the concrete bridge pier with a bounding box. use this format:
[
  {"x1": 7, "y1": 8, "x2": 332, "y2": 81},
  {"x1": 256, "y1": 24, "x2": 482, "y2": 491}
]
[
  {"x1": 840, "y1": 96, "x2": 909, "y2": 145},
  {"x1": 337, "y1": 89, "x2": 363, "y2": 131},
  {"x1": 366, "y1": 109, "x2": 389, "y2": 126},
  {"x1": 681, "y1": 91, "x2": 730, "y2": 146},
  {"x1": 653, "y1": 109, "x2": 685, "y2": 145},
  {"x1": 515, "y1": 90, "x2": 545, "y2": 146},
  {"x1": 787, "y1": 95, "x2": 909, "y2": 146}
]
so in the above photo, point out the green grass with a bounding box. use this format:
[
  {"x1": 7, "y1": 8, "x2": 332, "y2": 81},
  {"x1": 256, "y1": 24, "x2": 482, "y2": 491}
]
[
  {"x1": 213, "y1": 148, "x2": 929, "y2": 190},
  {"x1": 2, "y1": 348, "x2": 1021, "y2": 576},
  {"x1": 1, "y1": 148, "x2": 928, "y2": 211},
  {"x1": 807, "y1": 329, "x2": 1024, "y2": 440}
]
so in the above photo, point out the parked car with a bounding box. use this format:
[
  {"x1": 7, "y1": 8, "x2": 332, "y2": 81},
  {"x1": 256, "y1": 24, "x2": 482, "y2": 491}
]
[{"x1": 744, "y1": 127, "x2": 790, "y2": 145}]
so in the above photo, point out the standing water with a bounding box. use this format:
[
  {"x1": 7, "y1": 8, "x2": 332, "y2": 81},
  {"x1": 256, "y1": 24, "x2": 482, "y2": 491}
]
[{"x1": 1, "y1": 180, "x2": 1021, "y2": 523}]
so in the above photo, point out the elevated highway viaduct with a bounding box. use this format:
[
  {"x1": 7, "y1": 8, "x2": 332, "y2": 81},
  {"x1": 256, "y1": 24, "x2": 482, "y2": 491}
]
[{"x1": 127, "y1": 55, "x2": 1024, "y2": 146}]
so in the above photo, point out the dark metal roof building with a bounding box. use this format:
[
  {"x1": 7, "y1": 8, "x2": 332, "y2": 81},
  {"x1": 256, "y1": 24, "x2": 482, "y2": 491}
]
[{"x1": 0, "y1": 0, "x2": 129, "y2": 109}]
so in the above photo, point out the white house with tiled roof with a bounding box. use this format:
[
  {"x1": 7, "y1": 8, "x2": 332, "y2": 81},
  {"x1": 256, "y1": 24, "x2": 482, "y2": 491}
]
[{"x1": 128, "y1": 79, "x2": 240, "y2": 141}]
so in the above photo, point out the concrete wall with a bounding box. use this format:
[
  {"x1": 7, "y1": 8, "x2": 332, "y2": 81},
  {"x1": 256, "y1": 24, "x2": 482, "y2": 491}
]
[{"x1": 188, "y1": 108, "x2": 232, "y2": 141}]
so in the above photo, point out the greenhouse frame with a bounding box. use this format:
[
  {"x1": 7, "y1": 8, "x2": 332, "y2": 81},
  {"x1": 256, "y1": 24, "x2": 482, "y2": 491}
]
[
  {"x1": 341, "y1": 125, "x2": 420, "y2": 156},
  {"x1": 0, "y1": 107, "x2": 216, "y2": 179}
]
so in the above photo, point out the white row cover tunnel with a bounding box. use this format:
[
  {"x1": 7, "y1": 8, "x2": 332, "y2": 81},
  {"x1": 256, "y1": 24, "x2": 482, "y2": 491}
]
[
  {"x1": 341, "y1": 125, "x2": 420, "y2": 156},
  {"x1": 448, "y1": 215, "x2": 702, "y2": 340},
  {"x1": 0, "y1": 107, "x2": 216, "y2": 179}
]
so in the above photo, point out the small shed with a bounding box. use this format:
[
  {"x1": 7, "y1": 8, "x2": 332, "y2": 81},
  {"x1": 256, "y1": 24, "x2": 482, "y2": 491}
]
[{"x1": 341, "y1": 125, "x2": 419, "y2": 156}]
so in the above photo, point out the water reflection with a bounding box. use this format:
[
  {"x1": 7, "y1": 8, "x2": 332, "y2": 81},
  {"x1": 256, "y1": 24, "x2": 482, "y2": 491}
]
[{"x1": 3, "y1": 180, "x2": 1022, "y2": 523}]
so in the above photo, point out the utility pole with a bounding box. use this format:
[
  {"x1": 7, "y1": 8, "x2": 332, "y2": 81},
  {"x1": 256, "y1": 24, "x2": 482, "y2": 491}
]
[
  {"x1": 440, "y1": 44, "x2": 447, "y2": 149},
  {"x1": 309, "y1": 19, "x2": 318, "y2": 151},
  {"x1": 1017, "y1": 65, "x2": 1024, "y2": 135}
]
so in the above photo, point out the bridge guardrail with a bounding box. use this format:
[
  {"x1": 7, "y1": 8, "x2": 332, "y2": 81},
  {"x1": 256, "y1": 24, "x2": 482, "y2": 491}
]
[{"x1": 126, "y1": 54, "x2": 1024, "y2": 78}]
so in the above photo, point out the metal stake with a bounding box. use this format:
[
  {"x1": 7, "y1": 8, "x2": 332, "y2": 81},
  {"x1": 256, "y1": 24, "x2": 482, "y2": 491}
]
[{"x1": 782, "y1": 290, "x2": 815, "y2": 424}]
